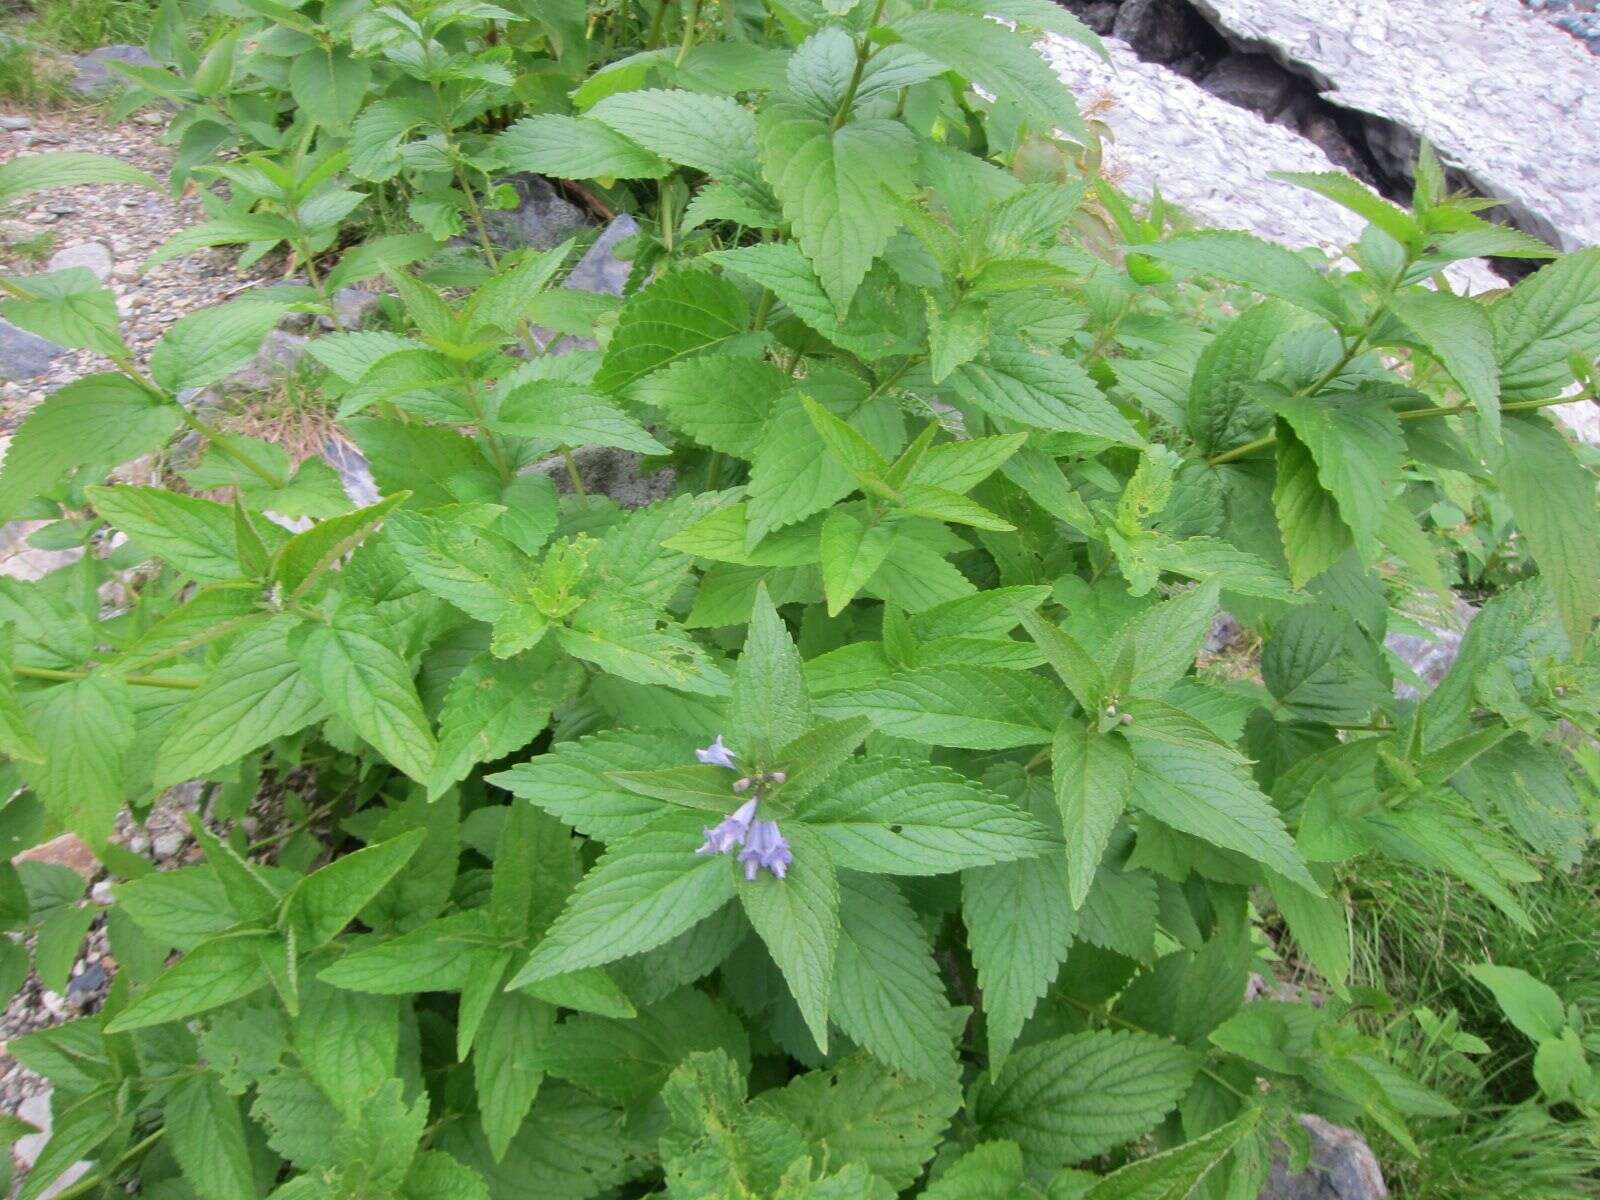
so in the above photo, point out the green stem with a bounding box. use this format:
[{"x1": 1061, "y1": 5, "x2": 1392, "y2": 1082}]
[
  {"x1": 750, "y1": 288, "x2": 775, "y2": 332},
  {"x1": 673, "y1": 0, "x2": 701, "y2": 67},
  {"x1": 15, "y1": 665, "x2": 202, "y2": 690},
  {"x1": 171, "y1": 403, "x2": 290, "y2": 489},
  {"x1": 831, "y1": 0, "x2": 889, "y2": 130},
  {"x1": 659, "y1": 178, "x2": 676, "y2": 254},
  {"x1": 562, "y1": 447, "x2": 589, "y2": 506},
  {"x1": 645, "y1": 0, "x2": 668, "y2": 49},
  {"x1": 462, "y1": 375, "x2": 514, "y2": 484},
  {"x1": 292, "y1": 226, "x2": 345, "y2": 332},
  {"x1": 422, "y1": 37, "x2": 499, "y2": 270},
  {"x1": 48, "y1": 1128, "x2": 167, "y2": 1200}
]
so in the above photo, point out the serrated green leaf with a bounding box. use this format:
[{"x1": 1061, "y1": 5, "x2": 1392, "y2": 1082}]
[
  {"x1": 87, "y1": 485, "x2": 258, "y2": 580},
  {"x1": 963, "y1": 850, "x2": 1074, "y2": 1078},
  {"x1": 1389, "y1": 289, "x2": 1500, "y2": 438},
  {"x1": 590, "y1": 88, "x2": 765, "y2": 197},
  {"x1": 1497, "y1": 414, "x2": 1600, "y2": 654},
  {"x1": 499, "y1": 113, "x2": 667, "y2": 180},
  {"x1": 287, "y1": 829, "x2": 426, "y2": 948},
  {"x1": 759, "y1": 1054, "x2": 960, "y2": 1192},
  {"x1": 475, "y1": 991, "x2": 554, "y2": 1161},
  {"x1": 790, "y1": 757, "x2": 1056, "y2": 873},
  {"x1": 594, "y1": 270, "x2": 749, "y2": 395},
  {"x1": 272, "y1": 492, "x2": 407, "y2": 601},
  {"x1": 894, "y1": 12, "x2": 1085, "y2": 140},
  {"x1": 833, "y1": 871, "x2": 959, "y2": 1082},
  {"x1": 739, "y1": 824, "x2": 839, "y2": 1052},
  {"x1": 1493, "y1": 246, "x2": 1600, "y2": 401},
  {"x1": 557, "y1": 595, "x2": 730, "y2": 695},
  {"x1": 1127, "y1": 736, "x2": 1319, "y2": 893},
  {"x1": 0, "y1": 151, "x2": 153, "y2": 207},
  {"x1": 167, "y1": 1074, "x2": 255, "y2": 1200},
  {"x1": 105, "y1": 931, "x2": 272, "y2": 1031},
  {"x1": 1271, "y1": 392, "x2": 1403, "y2": 562},
  {"x1": 156, "y1": 617, "x2": 326, "y2": 787},
  {"x1": 20, "y1": 672, "x2": 133, "y2": 847},
  {"x1": 512, "y1": 819, "x2": 737, "y2": 984},
  {"x1": 971, "y1": 1030, "x2": 1198, "y2": 1171},
  {"x1": 819, "y1": 667, "x2": 1061, "y2": 748},
  {"x1": 293, "y1": 600, "x2": 436, "y2": 784},
  {"x1": 951, "y1": 341, "x2": 1141, "y2": 444},
  {"x1": 289, "y1": 48, "x2": 370, "y2": 134},
  {"x1": 1273, "y1": 424, "x2": 1353, "y2": 588},
  {"x1": 150, "y1": 297, "x2": 289, "y2": 392},
  {"x1": 1078, "y1": 1106, "x2": 1262, "y2": 1200},
  {"x1": 491, "y1": 381, "x2": 668, "y2": 454},
  {"x1": 1138, "y1": 232, "x2": 1345, "y2": 323},
  {"x1": 0, "y1": 374, "x2": 181, "y2": 524},
  {"x1": 1053, "y1": 719, "x2": 1133, "y2": 909},
  {"x1": 759, "y1": 104, "x2": 915, "y2": 314}
]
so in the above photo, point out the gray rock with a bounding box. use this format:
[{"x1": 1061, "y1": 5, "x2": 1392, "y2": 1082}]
[
  {"x1": 565, "y1": 213, "x2": 639, "y2": 297},
  {"x1": 537, "y1": 444, "x2": 674, "y2": 509},
  {"x1": 150, "y1": 830, "x2": 186, "y2": 860},
  {"x1": 321, "y1": 436, "x2": 379, "y2": 507},
  {"x1": 0, "y1": 519, "x2": 84, "y2": 582},
  {"x1": 14, "y1": 1089, "x2": 92, "y2": 1199},
  {"x1": 1035, "y1": 34, "x2": 1501, "y2": 294},
  {"x1": 322, "y1": 287, "x2": 381, "y2": 331},
  {"x1": 226, "y1": 329, "x2": 309, "y2": 392},
  {"x1": 1204, "y1": 612, "x2": 1242, "y2": 654},
  {"x1": 1065, "y1": 1, "x2": 1122, "y2": 35},
  {"x1": 484, "y1": 174, "x2": 590, "y2": 251},
  {"x1": 65, "y1": 963, "x2": 107, "y2": 1004},
  {"x1": 0, "y1": 319, "x2": 66, "y2": 381},
  {"x1": 1188, "y1": 0, "x2": 1600, "y2": 251},
  {"x1": 1260, "y1": 1114, "x2": 1387, "y2": 1200},
  {"x1": 528, "y1": 214, "x2": 640, "y2": 353},
  {"x1": 1295, "y1": 112, "x2": 1372, "y2": 182},
  {"x1": 14, "y1": 1090, "x2": 52, "y2": 1168},
  {"x1": 69, "y1": 44, "x2": 156, "y2": 98},
  {"x1": 1113, "y1": 0, "x2": 1210, "y2": 63},
  {"x1": 0, "y1": 115, "x2": 32, "y2": 131},
  {"x1": 1385, "y1": 595, "x2": 1477, "y2": 699},
  {"x1": 1202, "y1": 54, "x2": 1293, "y2": 116},
  {"x1": 45, "y1": 241, "x2": 113, "y2": 283}
]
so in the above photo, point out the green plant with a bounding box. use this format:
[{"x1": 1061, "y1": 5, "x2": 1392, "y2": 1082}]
[
  {"x1": 0, "y1": 2, "x2": 1598, "y2": 1197},
  {"x1": 24, "y1": 0, "x2": 161, "y2": 52},
  {"x1": 0, "y1": 35, "x2": 71, "y2": 105}
]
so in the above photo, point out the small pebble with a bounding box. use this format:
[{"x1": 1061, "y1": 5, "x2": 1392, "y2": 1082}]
[
  {"x1": 151, "y1": 831, "x2": 185, "y2": 860},
  {"x1": 0, "y1": 116, "x2": 31, "y2": 132}
]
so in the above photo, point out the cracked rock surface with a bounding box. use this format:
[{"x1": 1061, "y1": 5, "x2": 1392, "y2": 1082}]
[
  {"x1": 1190, "y1": 0, "x2": 1600, "y2": 251},
  {"x1": 1036, "y1": 33, "x2": 1502, "y2": 293}
]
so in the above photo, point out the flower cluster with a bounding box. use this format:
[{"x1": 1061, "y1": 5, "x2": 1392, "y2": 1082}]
[{"x1": 693, "y1": 737, "x2": 792, "y2": 880}]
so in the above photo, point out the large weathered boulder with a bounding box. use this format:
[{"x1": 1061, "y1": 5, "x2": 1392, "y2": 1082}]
[
  {"x1": 484, "y1": 174, "x2": 590, "y2": 251},
  {"x1": 1188, "y1": 0, "x2": 1600, "y2": 251},
  {"x1": 1260, "y1": 1114, "x2": 1388, "y2": 1200},
  {"x1": 0, "y1": 319, "x2": 66, "y2": 381},
  {"x1": 69, "y1": 44, "x2": 156, "y2": 98},
  {"x1": 1036, "y1": 32, "x2": 1497, "y2": 294}
]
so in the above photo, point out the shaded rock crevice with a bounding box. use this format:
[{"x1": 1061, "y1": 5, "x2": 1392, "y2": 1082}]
[{"x1": 1058, "y1": 0, "x2": 1583, "y2": 277}]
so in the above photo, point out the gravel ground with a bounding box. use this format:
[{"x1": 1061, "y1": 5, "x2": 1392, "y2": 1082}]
[{"x1": 0, "y1": 106, "x2": 274, "y2": 432}]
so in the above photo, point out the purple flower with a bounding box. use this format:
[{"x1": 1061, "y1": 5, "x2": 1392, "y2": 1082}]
[
  {"x1": 695, "y1": 735, "x2": 738, "y2": 770},
  {"x1": 738, "y1": 820, "x2": 792, "y2": 881},
  {"x1": 696, "y1": 798, "x2": 757, "y2": 857}
]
